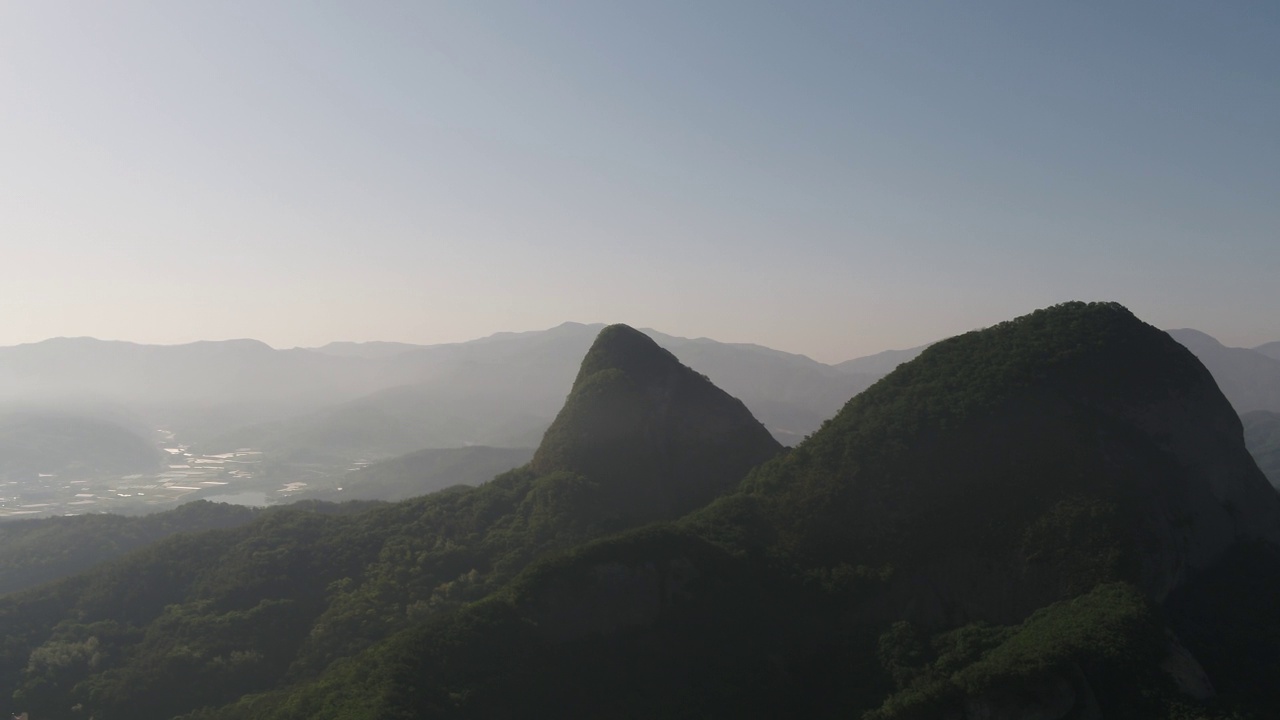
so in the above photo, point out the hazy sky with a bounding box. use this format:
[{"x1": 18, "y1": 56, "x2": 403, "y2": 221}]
[{"x1": 2, "y1": 2, "x2": 1277, "y2": 362}]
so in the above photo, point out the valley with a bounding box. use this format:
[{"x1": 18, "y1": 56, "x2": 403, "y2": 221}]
[
  {"x1": 0, "y1": 437, "x2": 342, "y2": 519},
  {"x1": 1, "y1": 320, "x2": 1277, "y2": 524}
]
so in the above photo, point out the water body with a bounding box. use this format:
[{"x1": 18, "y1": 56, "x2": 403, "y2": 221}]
[{"x1": 204, "y1": 491, "x2": 271, "y2": 507}]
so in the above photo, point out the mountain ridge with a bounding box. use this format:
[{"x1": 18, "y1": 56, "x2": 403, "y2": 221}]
[
  {"x1": 0, "y1": 323, "x2": 785, "y2": 719},
  {"x1": 1166, "y1": 328, "x2": 1280, "y2": 414},
  {"x1": 200, "y1": 302, "x2": 1280, "y2": 720},
  {"x1": 3, "y1": 307, "x2": 1280, "y2": 718},
  {"x1": 725, "y1": 303, "x2": 1280, "y2": 624}
]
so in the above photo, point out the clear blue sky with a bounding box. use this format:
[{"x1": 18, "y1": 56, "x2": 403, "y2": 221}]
[{"x1": 2, "y1": 1, "x2": 1277, "y2": 362}]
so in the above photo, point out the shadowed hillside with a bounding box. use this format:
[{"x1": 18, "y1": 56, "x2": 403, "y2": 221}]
[
  {"x1": 0, "y1": 501, "x2": 257, "y2": 596},
  {"x1": 316, "y1": 446, "x2": 536, "y2": 502},
  {"x1": 731, "y1": 303, "x2": 1280, "y2": 624},
  {"x1": 0, "y1": 324, "x2": 782, "y2": 720},
  {"x1": 532, "y1": 324, "x2": 783, "y2": 522},
  {"x1": 0, "y1": 411, "x2": 162, "y2": 479},
  {"x1": 160, "y1": 303, "x2": 1280, "y2": 720},
  {"x1": 3, "y1": 305, "x2": 1279, "y2": 720}
]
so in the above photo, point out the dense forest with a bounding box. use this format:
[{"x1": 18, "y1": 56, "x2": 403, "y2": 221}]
[
  {"x1": 2, "y1": 303, "x2": 1279, "y2": 719},
  {"x1": 0, "y1": 501, "x2": 256, "y2": 596}
]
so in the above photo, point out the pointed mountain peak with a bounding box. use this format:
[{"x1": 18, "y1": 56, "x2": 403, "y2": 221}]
[
  {"x1": 531, "y1": 324, "x2": 781, "y2": 521},
  {"x1": 571, "y1": 324, "x2": 680, "y2": 389}
]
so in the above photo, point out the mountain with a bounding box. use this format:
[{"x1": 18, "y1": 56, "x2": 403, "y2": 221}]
[
  {"x1": 0, "y1": 338, "x2": 399, "y2": 448},
  {"x1": 316, "y1": 446, "x2": 536, "y2": 502},
  {"x1": 11, "y1": 326, "x2": 1275, "y2": 467},
  {"x1": 1256, "y1": 341, "x2": 1280, "y2": 361},
  {"x1": 0, "y1": 324, "x2": 782, "y2": 720},
  {"x1": 194, "y1": 326, "x2": 601, "y2": 460},
  {"x1": 199, "y1": 323, "x2": 880, "y2": 458},
  {"x1": 1167, "y1": 328, "x2": 1280, "y2": 414},
  {"x1": 1244, "y1": 410, "x2": 1280, "y2": 488},
  {"x1": 531, "y1": 325, "x2": 783, "y2": 522},
  {"x1": 1, "y1": 324, "x2": 886, "y2": 461},
  {"x1": 0, "y1": 410, "x2": 163, "y2": 479},
  {"x1": 0, "y1": 337, "x2": 376, "y2": 409},
  {"x1": 308, "y1": 341, "x2": 425, "y2": 359},
  {"x1": 732, "y1": 304, "x2": 1280, "y2": 623},
  {"x1": 643, "y1": 331, "x2": 885, "y2": 445},
  {"x1": 211, "y1": 302, "x2": 1280, "y2": 719},
  {"x1": 832, "y1": 344, "x2": 928, "y2": 375},
  {"x1": 0, "y1": 501, "x2": 257, "y2": 596},
  {"x1": 7, "y1": 305, "x2": 1278, "y2": 719}
]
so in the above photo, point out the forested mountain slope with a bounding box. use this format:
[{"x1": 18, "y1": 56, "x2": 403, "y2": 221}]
[
  {"x1": 0, "y1": 325, "x2": 781, "y2": 720},
  {"x1": 5, "y1": 305, "x2": 1280, "y2": 719},
  {"x1": 203, "y1": 302, "x2": 1280, "y2": 720},
  {"x1": 316, "y1": 446, "x2": 535, "y2": 502},
  {"x1": 0, "y1": 501, "x2": 256, "y2": 596}
]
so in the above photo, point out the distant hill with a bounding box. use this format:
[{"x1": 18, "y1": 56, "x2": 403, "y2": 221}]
[
  {"x1": 197, "y1": 323, "x2": 891, "y2": 459},
  {"x1": 832, "y1": 344, "x2": 928, "y2": 375},
  {"x1": 0, "y1": 500, "x2": 256, "y2": 596},
  {"x1": 1256, "y1": 340, "x2": 1280, "y2": 361},
  {"x1": 308, "y1": 341, "x2": 425, "y2": 359},
  {"x1": 0, "y1": 337, "x2": 379, "y2": 408},
  {"x1": 6, "y1": 326, "x2": 1274, "y2": 464},
  {"x1": 318, "y1": 446, "x2": 536, "y2": 502},
  {"x1": 1167, "y1": 329, "x2": 1280, "y2": 414},
  {"x1": 2, "y1": 325, "x2": 892, "y2": 458},
  {"x1": 1244, "y1": 410, "x2": 1280, "y2": 489},
  {"x1": 0, "y1": 411, "x2": 162, "y2": 479},
  {"x1": 647, "y1": 330, "x2": 884, "y2": 445}
]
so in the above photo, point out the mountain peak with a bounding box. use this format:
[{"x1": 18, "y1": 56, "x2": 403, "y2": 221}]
[
  {"x1": 571, "y1": 324, "x2": 679, "y2": 387},
  {"x1": 531, "y1": 324, "x2": 781, "y2": 521},
  {"x1": 737, "y1": 301, "x2": 1280, "y2": 623}
]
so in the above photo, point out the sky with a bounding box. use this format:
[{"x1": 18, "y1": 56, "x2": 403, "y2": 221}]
[{"x1": 1, "y1": 1, "x2": 1277, "y2": 363}]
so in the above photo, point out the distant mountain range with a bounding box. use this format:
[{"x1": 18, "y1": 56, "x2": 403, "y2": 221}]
[
  {"x1": 0, "y1": 324, "x2": 910, "y2": 459},
  {"x1": 3, "y1": 303, "x2": 1278, "y2": 718},
  {"x1": 1, "y1": 324, "x2": 1276, "y2": 471},
  {"x1": 1255, "y1": 341, "x2": 1280, "y2": 361},
  {"x1": 1166, "y1": 329, "x2": 1280, "y2": 415},
  {"x1": 1244, "y1": 411, "x2": 1280, "y2": 488},
  {"x1": 321, "y1": 446, "x2": 535, "y2": 502}
]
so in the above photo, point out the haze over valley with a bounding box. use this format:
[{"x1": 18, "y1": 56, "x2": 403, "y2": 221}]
[{"x1": 2, "y1": 321, "x2": 1279, "y2": 521}]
